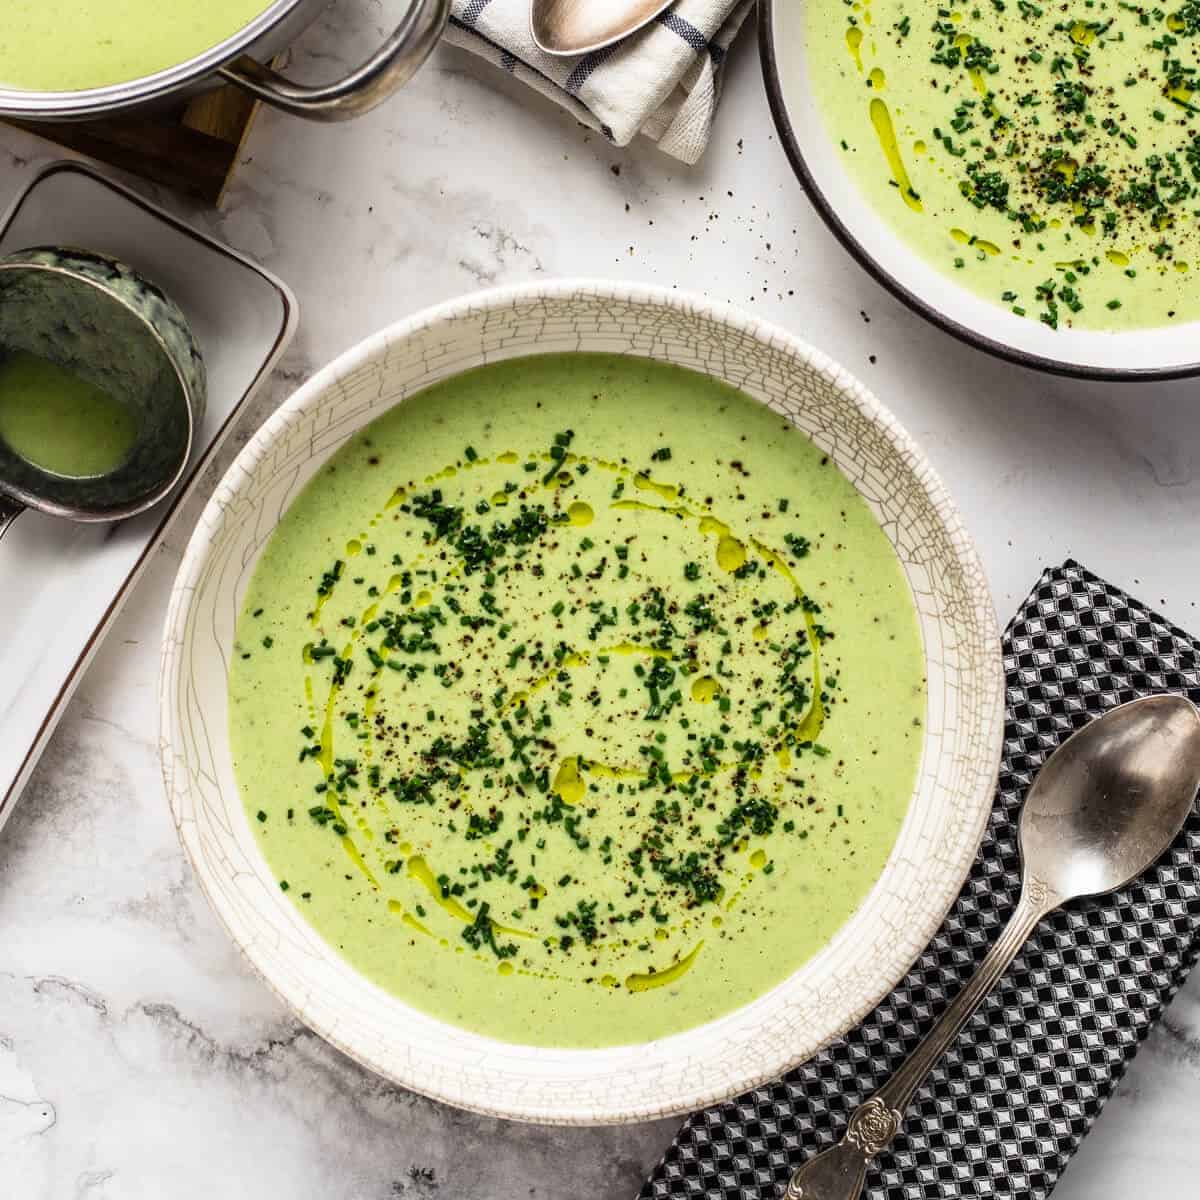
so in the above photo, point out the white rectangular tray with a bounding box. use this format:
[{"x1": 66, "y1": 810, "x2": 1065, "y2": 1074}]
[{"x1": 0, "y1": 160, "x2": 297, "y2": 828}]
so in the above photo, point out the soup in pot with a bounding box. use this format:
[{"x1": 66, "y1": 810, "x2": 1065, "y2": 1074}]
[{"x1": 3, "y1": 1, "x2": 271, "y2": 92}]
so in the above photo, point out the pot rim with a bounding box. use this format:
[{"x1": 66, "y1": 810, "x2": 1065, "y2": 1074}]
[
  {"x1": 0, "y1": 0, "x2": 298, "y2": 119},
  {"x1": 758, "y1": 0, "x2": 1200, "y2": 382}
]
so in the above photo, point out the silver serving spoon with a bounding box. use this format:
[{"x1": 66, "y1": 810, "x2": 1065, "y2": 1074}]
[
  {"x1": 786, "y1": 694, "x2": 1200, "y2": 1200},
  {"x1": 530, "y1": 0, "x2": 675, "y2": 56}
]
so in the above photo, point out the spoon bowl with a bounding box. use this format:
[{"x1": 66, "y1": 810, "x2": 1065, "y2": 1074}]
[
  {"x1": 530, "y1": 0, "x2": 675, "y2": 56},
  {"x1": 1019, "y1": 694, "x2": 1200, "y2": 902}
]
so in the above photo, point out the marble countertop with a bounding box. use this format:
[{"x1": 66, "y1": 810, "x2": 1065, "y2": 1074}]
[{"x1": 2, "y1": 5, "x2": 1199, "y2": 1198}]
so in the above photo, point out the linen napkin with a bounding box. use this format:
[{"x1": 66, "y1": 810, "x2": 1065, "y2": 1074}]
[
  {"x1": 640, "y1": 559, "x2": 1200, "y2": 1199},
  {"x1": 443, "y1": 0, "x2": 754, "y2": 164}
]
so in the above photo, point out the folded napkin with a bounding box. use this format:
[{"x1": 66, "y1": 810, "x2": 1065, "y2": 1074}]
[
  {"x1": 641, "y1": 560, "x2": 1200, "y2": 1199},
  {"x1": 444, "y1": 0, "x2": 753, "y2": 164}
]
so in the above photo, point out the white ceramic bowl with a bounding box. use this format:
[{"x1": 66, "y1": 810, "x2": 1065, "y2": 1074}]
[
  {"x1": 160, "y1": 281, "x2": 1005, "y2": 1125},
  {"x1": 760, "y1": 2, "x2": 1200, "y2": 379}
]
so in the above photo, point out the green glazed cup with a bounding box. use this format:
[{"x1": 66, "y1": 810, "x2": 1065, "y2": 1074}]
[{"x1": 0, "y1": 245, "x2": 206, "y2": 539}]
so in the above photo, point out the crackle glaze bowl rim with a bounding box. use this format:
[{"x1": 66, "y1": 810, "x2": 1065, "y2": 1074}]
[{"x1": 160, "y1": 279, "x2": 1004, "y2": 1125}]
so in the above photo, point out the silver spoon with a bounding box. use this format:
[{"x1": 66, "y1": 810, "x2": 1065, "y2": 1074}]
[
  {"x1": 786, "y1": 693, "x2": 1200, "y2": 1200},
  {"x1": 530, "y1": 0, "x2": 675, "y2": 56}
]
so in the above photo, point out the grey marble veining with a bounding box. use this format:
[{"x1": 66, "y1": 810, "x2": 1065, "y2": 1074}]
[
  {"x1": 0, "y1": 585, "x2": 676, "y2": 1198},
  {"x1": 2, "y1": 0, "x2": 1200, "y2": 1196}
]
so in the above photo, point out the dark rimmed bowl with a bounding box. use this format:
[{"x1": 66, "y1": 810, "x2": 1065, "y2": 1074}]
[{"x1": 759, "y1": 1, "x2": 1200, "y2": 381}]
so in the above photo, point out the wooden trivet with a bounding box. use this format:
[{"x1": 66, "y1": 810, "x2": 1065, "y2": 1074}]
[{"x1": 4, "y1": 83, "x2": 262, "y2": 207}]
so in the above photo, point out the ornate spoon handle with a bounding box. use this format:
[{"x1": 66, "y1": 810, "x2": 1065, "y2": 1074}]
[{"x1": 784, "y1": 881, "x2": 1057, "y2": 1199}]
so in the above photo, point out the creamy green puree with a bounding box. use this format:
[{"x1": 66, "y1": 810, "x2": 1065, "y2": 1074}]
[
  {"x1": 3, "y1": 1, "x2": 269, "y2": 92},
  {"x1": 0, "y1": 349, "x2": 138, "y2": 478},
  {"x1": 229, "y1": 354, "x2": 925, "y2": 1048},
  {"x1": 809, "y1": 0, "x2": 1200, "y2": 330}
]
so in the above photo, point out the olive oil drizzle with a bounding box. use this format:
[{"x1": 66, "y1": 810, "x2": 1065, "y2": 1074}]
[{"x1": 291, "y1": 439, "x2": 834, "y2": 991}]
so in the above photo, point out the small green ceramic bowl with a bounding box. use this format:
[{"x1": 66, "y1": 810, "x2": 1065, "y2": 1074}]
[{"x1": 0, "y1": 246, "x2": 206, "y2": 535}]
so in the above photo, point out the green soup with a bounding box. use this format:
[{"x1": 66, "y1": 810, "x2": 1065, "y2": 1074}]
[
  {"x1": 229, "y1": 353, "x2": 926, "y2": 1048},
  {"x1": 3, "y1": 1, "x2": 269, "y2": 92},
  {"x1": 808, "y1": 0, "x2": 1200, "y2": 330},
  {"x1": 0, "y1": 349, "x2": 139, "y2": 478}
]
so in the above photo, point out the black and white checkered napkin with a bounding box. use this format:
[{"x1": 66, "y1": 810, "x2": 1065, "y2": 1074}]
[
  {"x1": 444, "y1": 1, "x2": 752, "y2": 164},
  {"x1": 640, "y1": 559, "x2": 1200, "y2": 1200}
]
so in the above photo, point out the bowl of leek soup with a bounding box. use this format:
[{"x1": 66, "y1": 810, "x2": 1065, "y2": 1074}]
[
  {"x1": 160, "y1": 281, "x2": 1003, "y2": 1124},
  {"x1": 762, "y1": 0, "x2": 1200, "y2": 377}
]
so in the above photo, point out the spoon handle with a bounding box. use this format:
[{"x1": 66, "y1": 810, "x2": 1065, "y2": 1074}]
[{"x1": 784, "y1": 879, "x2": 1058, "y2": 1200}]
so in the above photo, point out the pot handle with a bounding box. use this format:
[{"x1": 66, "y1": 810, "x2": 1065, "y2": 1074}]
[{"x1": 218, "y1": 0, "x2": 450, "y2": 121}]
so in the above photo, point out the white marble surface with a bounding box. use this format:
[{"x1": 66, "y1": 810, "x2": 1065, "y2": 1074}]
[{"x1": 2, "y1": 4, "x2": 1200, "y2": 1197}]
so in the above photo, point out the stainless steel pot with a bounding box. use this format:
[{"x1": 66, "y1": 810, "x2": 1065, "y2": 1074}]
[{"x1": 0, "y1": 0, "x2": 450, "y2": 123}]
